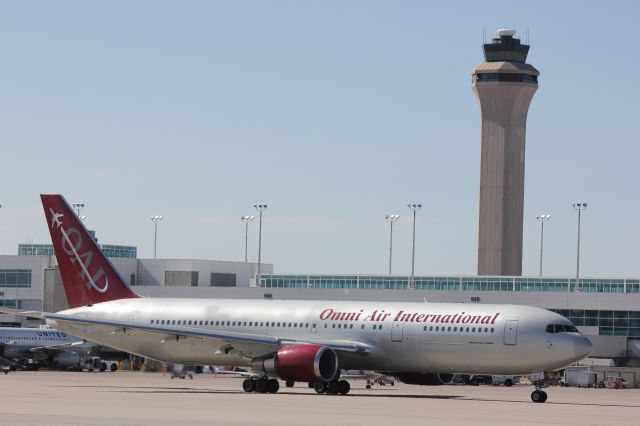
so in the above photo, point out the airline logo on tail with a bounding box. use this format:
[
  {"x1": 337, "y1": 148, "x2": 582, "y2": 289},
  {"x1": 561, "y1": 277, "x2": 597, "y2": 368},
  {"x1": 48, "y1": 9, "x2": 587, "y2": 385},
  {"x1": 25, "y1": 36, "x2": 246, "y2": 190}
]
[{"x1": 48, "y1": 208, "x2": 109, "y2": 293}]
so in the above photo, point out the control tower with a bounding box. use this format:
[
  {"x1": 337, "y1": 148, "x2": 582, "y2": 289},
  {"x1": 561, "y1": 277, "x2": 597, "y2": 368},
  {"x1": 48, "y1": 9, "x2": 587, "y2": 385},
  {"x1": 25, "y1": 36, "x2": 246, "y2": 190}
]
[{"x1": 472, "y1": 29, "x2": 539, "y2": 276}]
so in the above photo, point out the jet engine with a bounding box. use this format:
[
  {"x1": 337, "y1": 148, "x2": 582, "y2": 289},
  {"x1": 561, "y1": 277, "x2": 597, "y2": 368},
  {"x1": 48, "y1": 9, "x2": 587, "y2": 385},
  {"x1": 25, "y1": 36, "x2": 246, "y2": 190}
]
[
  {"x1": 48, "y1": 351, "x2": 81, "y2": 369},
  {"x1": 397, "y1": 372, "x2": 455, "y2": 385},
  {"x1": 251, "y1": 344, "x2": 338, "y2": 382}
]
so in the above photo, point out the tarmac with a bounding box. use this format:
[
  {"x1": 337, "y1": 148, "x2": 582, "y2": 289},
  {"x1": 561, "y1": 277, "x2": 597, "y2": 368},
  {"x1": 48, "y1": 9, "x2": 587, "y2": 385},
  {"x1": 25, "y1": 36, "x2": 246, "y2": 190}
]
[{"x1": 1, "y1": 371, "x2": 638, "y2": 426}]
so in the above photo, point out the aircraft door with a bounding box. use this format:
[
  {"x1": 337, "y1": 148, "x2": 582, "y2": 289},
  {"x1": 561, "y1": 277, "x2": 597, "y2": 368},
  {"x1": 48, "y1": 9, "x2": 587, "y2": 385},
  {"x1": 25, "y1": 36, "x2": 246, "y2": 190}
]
[
  {"x1": 311, "y1": 321, "x2": 318, "y2": 334},
  {"x1": 504, "y1": 320, "x2": 518, "y2": 345},
  {"x1": 391, "y1": 321, "x2": 404, "y2": 342}
]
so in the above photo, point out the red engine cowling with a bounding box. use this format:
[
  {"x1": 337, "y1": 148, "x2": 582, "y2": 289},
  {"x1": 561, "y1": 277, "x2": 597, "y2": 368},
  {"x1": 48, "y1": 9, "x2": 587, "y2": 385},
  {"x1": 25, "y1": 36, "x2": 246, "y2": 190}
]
[
  {"x1": 397, "y1": 373, "x2": 455, "y2": 385},
  {"x1": 252, "y1": 345, "x2": 338, "y2": 382}
]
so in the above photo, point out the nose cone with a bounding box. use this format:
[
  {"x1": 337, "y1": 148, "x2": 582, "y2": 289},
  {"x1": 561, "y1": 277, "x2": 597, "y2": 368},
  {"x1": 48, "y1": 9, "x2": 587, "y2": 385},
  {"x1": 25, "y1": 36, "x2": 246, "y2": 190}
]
[{"x1": 574, "y1": 335, "x2": 593, "y2": 359}]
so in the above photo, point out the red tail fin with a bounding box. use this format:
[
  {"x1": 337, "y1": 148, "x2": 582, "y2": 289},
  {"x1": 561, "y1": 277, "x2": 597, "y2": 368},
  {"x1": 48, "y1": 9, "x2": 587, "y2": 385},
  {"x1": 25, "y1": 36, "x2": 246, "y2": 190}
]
[{"x1": 41, "y1": 194, "x2": 140, "y2": 308}]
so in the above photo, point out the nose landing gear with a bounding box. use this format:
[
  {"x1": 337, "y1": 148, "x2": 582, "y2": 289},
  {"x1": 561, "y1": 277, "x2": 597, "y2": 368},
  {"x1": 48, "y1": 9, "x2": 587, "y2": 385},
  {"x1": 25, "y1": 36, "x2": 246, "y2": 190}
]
[{"x1": 531, "y1": 389, "x2": 547, "y2": 403}]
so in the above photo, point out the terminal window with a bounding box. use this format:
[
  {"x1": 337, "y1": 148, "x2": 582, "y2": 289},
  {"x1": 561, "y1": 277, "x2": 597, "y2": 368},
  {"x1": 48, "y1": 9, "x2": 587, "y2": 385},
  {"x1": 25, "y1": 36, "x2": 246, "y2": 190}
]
[
  {"x1": 165, "y1": 271, "x2": 199, "y2": 287},
  {"x1": 210, "y1": 273, "x2": 236, "y2": 287}
]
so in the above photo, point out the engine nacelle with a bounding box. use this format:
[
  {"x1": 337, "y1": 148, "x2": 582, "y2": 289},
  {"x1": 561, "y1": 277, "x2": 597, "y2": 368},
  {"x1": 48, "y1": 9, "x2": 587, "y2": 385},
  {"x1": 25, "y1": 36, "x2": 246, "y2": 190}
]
[
  {"x1": 252, "y1": 344, "x2": 338, "y2": 382},
  {"x1": 397, "y1": 372, "x2": 455, "y2": 386},
  {"x1": 49, "y1": 351, "x2": 81, "y2": 369}
]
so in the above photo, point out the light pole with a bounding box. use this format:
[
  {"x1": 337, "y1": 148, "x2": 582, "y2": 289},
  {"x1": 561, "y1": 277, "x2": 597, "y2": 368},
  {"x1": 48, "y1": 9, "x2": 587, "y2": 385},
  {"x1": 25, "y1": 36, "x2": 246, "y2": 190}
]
[
  {"x1": 150, "y1": 215, "x2": 163, "y2": 259},
  {"x1": 385, "y1": 214, "x2": 400, "y2": 274},
  {"x1": 536, "y1": 214, "x2": 551, "y2": 277},
  {"x1": 253, "y1": 203, "x2": 267, "y2": 285},
  {"x1": 406, "y1": 203, "x2": 422, "y2": 288},
  {"x1": 240, "y1": 215, "x2": 255, "y2": 262},
  {"x1": 571, "y1": 202, "x2": 587, "y2": 291},
  {"x1": 71, "y1": 202, "x2": 85, "y2": 218}
]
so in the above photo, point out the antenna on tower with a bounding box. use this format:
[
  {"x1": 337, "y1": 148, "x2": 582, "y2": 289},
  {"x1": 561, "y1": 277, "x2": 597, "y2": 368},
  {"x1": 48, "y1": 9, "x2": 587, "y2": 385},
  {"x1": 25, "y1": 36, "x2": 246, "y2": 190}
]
[
  {"x1": 483, "y1": 26, "x2": 486, "y2": 43},
  {"x1": 526, "y1": 28, "x2": 530, "y2": 44}
]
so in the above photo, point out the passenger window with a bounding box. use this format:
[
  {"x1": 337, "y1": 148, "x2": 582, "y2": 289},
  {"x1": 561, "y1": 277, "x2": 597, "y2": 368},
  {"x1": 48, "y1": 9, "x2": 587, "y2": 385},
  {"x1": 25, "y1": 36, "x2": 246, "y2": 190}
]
[
  {"x1": 332, "y1": 324, "x2": 336, "y2": 328},
  {"x1": 447, "y1": 327, "x2": 451, "y2": 332},
  {"x1": 379, "y1": 325, "x2": 383, "y2": 330},
  {"x1": 491, "y1": 328, "x2": 494, "y2": 333},
  {"x1": 423, "y1": 326, "x2": 427, "y2": 331},
  {"x1": 361, "y1": 324, "x2": 365, "y2": 329},
  {"x1": 288, "y1": 322, "x2": 292, "y2": 327},
  {"x1": 436, "y1": 326, "x2": 439, "y2": 331},
  {"x1": 484, "y1": 327, "x2": 488, "y2": 332},
  {"x1": 324, "y1": 324, "x2": 328, "y2": 328},
  {"x1": 172, "y1": 320, "x2": 176, "y2": 325},
  {"x1": 350, "y1": 324, "x2": 353, "y2": 329},
  {"x1": 454, "y1": 327, "x2": 457, "y2": 332},
  {"x1": 338, "y1": 324, "x2": 342, "y2": 329},
  {"x1": 151, "y1": 320, "x2": 154, "y2": 324},
  {"x1": 161, "y1": 320, "x2": 165, "y2": 325}
]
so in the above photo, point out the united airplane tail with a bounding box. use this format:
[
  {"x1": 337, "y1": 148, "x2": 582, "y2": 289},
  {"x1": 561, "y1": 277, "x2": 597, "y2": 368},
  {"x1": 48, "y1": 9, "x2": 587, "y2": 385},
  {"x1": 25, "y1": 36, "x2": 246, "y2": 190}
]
[{"x1": 41, "y1": 194, "x2": 140, "y2": 308}]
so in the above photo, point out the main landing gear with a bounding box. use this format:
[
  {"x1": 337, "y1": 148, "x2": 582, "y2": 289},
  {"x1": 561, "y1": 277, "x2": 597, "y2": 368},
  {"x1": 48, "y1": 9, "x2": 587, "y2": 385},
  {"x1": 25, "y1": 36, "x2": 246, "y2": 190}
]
[
  {"x1": 242, "y1": 377, "x2": 280, "y2": 393},
  {"x1": 313, "y1": 380, "x2": 350, "y2": 395}
]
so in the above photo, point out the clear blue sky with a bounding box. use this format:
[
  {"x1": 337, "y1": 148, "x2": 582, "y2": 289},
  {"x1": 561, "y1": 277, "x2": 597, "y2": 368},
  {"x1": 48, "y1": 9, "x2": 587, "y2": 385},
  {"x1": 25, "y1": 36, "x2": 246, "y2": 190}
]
[{"x1": 1, "y1": 0, "x2": 639, "y2": 277}]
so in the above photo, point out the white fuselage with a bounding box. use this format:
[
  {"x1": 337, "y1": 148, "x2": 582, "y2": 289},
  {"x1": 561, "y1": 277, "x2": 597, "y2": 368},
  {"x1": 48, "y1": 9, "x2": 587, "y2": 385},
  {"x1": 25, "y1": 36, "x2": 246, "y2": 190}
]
[
  {"x1": 0, "y1": 328, "x2": 84, "y2": 358},
  {"x1": 48, "y1": 298, "x2": 592, "y2": 375}
]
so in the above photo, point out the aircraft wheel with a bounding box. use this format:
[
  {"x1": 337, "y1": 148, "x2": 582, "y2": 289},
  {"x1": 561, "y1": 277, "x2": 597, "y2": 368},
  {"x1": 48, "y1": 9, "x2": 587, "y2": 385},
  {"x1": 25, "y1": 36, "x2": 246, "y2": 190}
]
[
  {"x1": 326, "y1": 380, "x2": 340, "y2": 395},
  {"x1": 504, "y1": 379, "x2": 514, "y2": 387},
  {"x1": 242, "y1": 378, "x2": 256, "y2": 392},
  {"x1": 531, "y1": 390, "x2": 547, "y2": 403},
  {"x1": 338, "y1": 380, "x2": 350, "y2": 395},
  {"x1": 256, "y1": 378, "x2": 269, "y2": 393},
  {"x1": 366, "y1": 384, "x2": 371, "y2": 389},
  {"x1": 285, "y1": 380, "x2": 295, "y2": 388},
  {"x1": 314, "y1": 382, "x2": 327, "y2": 394},
  {"x1": 267, "y1": 379, "x2": 280, "y2": 393},
  {"x1": 471, "y1": 379, "x2": 479, "y2": 386},
  {"x1": 308, "y1": 382, "x2": 315, "y2": 388}
]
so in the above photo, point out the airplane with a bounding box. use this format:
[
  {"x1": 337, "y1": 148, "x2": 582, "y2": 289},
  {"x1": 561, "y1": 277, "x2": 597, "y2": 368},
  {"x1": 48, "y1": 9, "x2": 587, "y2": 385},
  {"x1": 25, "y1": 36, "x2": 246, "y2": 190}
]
[
  {"x1": 0, "y1": 194, "x2": 593, "y2": 403},
  {"x1": 0, "y1": 326, "x2": 127, "y2": 371},
  {"x1": 0, "y1": 327, "x2": 90, "y2": 370}
]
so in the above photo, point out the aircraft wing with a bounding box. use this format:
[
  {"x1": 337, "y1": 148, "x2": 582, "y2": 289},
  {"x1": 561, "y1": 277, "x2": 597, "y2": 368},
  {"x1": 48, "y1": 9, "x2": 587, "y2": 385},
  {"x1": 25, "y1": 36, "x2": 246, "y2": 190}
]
[
  {"x1": 28, "y1": 341, "x2": 86, "y2": 353},
  {"x1": 0, "y1": 308, "x2": 372, "y2": 357}
]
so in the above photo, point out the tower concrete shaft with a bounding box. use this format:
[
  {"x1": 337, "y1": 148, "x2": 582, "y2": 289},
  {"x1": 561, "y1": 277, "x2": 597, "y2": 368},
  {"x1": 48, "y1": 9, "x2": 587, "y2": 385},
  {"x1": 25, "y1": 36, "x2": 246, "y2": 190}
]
[{"x1": 472, "y1": 29, "x2": 539, "y2": 276}]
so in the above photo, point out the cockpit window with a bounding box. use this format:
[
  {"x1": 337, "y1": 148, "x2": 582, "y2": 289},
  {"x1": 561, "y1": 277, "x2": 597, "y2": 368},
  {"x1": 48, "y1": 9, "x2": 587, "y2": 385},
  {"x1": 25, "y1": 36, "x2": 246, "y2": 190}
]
[{"x1": 546, "y1": 324, "x2": 579, "y2": 333}]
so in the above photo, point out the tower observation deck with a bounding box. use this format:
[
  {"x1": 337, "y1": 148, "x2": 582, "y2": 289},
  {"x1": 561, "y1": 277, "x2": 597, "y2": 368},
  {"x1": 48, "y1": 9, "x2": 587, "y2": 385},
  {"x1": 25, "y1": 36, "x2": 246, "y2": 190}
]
[{"x1": 472, "y1": 29, "x2": 539, "y2": 276}]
